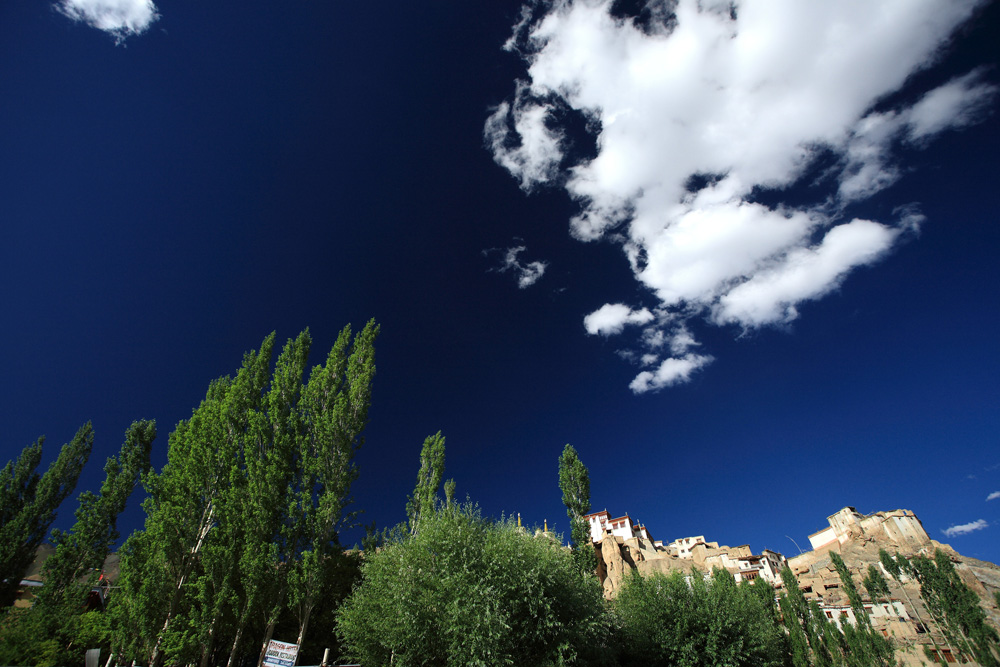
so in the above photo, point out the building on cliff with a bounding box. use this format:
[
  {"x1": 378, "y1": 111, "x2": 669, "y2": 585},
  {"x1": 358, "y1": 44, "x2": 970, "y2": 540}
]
[
  {"x1": 584, "y1": 510, "x2": 659, "y2": 546},
  {"x1": 807, "y1": 506, "x2": 929, "y2": 552},
  {"x1": 591, "y1": 504, "x2": 1000, "y2": 665},
  {"x1": 665, "y1": 535, "x2": 718, "y2": 557}
]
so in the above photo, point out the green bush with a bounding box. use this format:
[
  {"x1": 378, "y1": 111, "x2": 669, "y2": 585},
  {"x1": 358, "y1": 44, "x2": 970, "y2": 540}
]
[
  {"x1": 337, "y1": 504, "x2": 607, "y2": 666},
  {"x1": 612, "y1": 568, "x2": 788, "y2": 667}
]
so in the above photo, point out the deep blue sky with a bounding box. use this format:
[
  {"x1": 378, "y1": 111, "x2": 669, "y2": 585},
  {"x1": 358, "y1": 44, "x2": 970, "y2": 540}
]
[{"x1": 2, "y1": 0, "x2": 999, "y2": 563}]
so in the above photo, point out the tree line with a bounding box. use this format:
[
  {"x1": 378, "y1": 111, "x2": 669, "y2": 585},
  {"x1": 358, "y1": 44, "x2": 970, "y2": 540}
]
[{"x1": 3, "y1": 322, "x2": 999, "y2": 666}]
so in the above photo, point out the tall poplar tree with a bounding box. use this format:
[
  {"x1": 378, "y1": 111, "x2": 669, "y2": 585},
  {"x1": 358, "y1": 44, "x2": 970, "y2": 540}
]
[
  {"x1": 0, "y1": 421, "x2": 155, "y2": 666},
  {"x1": 107, "y1": 321, "x2": 379, "y2": 667},
  {"x1": 38, "y1": 420, "x2": 156, "y2": 608},
  {"x1": 0, "y1": 424, "x2": 93, "y2": 607},
  {"x1": 277, "y1": 321, "x2": 378, "y2": 664},
  {"x1": 110, "y1": 337, "x2": 277, "y2": 666},
  {"x1": 829, "y1": 551, "x2": 894, "y2": 667},
  {"x1": 405, "y1": 431, "x2": 446, "y2": 535},
  {"x1": 558, "y1": 444, "x2": 595, "y2": 574}
]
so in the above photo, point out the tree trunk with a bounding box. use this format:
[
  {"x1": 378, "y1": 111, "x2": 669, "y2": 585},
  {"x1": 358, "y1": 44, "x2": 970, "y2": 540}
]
[
  {"x1": 226, "y1": 623, "x2": 245, "y2": 667},
  {"x1": 199, "y1": 617, "x2": 218, "y2": 667},
  {"x1": 255, "y1": 621, "x2": 277, "y2": 667},
  {"x1": 150, "y1": 503, "x2": 215, "y2": 667},
  {"x1": 292, "y1": 605, "x2": 313, "y2": 666}
]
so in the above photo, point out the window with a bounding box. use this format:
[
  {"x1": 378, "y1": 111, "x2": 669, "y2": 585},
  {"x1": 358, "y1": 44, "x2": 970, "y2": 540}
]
[{"x1": 826, "y1": 611, "x2": 833, "y2": 619}]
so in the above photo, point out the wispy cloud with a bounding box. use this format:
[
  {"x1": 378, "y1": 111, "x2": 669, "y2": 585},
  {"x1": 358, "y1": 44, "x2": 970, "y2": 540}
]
[
  {"x1": 485, "y1": 244, "x2": 548, "y2": 289},
  {"x1": 988, "y1": 492, "x2": 1000, "y2": 501},
  {"x1": 942, "y1": 519, "x2": 988, "y2": 538},
  {"x1": 56, "y1": 0, "x2": 159, "y2": 43},
  {"x1": 487, "y1": 0, "x2": 994, "y2": 392}
]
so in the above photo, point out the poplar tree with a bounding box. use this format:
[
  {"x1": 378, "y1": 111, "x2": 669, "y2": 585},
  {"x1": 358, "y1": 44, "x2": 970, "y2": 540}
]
[
  {"x1": 226, "y1": 331, "x2": 311, "y2": 667},
  {"x1": 284, "y1": 321, "x2": 378, "y2": 660},
  {"x1": 108, "y1": 322, "x2": 379, "y2": 667},
  {"x1": 38, "y1": 420, "x2": 156, "y2": 608},
  {"x1": 558, "y1": 444, "x2": 595, "y2": 574},
  {"x1": 0, "y1": 424, "x2": 93, "y2": 607},
  {"x1": 405, "y1": 431, "x2": 446, "y2": 534},
  {"x1": 910, "y1": 550, "x2": 1000, "y2": 666},
  {"x1": 110, "y1": 337, "x2": 277, "y2": 666},
  {"x1": 862, "y1": 564, "x2": 891, "y2": 605},
  {"x1": 0, "y1": 421, "x2": 155, "y2": 666},
  {"x1": 829, "y1": 551, "x2": 894, "y2": 667}
]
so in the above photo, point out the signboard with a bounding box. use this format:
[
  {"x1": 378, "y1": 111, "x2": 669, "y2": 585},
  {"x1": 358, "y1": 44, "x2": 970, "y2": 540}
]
[{"x1": 262, "y1": 639, "x2": 299, "y2": 667}]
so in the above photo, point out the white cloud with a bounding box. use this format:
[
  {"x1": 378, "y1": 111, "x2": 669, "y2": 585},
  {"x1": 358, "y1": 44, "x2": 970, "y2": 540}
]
[
  {"x1": 629, "y1": 353, "x2": 713, "y2": 393},
  {"x1": 487, "y1": 244, "x2": 548, "y2": 288},
  {"x1": 712, "y1": 219, "x2": 898, "y2": 327},
  {"x1": 987, "y1": 491, "x2": 1000, "y2": 501},
  {"x1": 56, "y1": 0, "x2": 159, "y2": 42},
  {"x1": 907, "y1": 71, "x2": 997, "y2": 141},
  {"x1": 941, "y1": 519, "x2": 988, "y2": 537},
  {"x1": 487, "y1": 0, "x2": 993, "y2": 390},
  {"x1": 583, "y1": 303, "x2": 654, "y2": 336}
]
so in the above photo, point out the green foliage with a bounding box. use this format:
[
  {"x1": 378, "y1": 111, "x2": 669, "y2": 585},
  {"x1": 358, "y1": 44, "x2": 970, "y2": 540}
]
[
  {"x1": 829, "y1": 551, "x2": 894, "y2": 667},
  {"x1": 558, "y1": 444, "x2": 596, "y2": 575},
  {"x1": 910, "y1": 549, "x2": 1000, "y2": 666},
  {"x1": 40, "y1": 420, "x2": 155, "y2": 610},
  {"x1": 613, "y1": 568, "x2": 787, "y2": 667},
  {"x1": 107, "y1": 321, "x2": 378, "y2": 667},
  {"x1": 0, "y1": 422, "x2": 154, "y2": 666},
  {"x1": 779, "y1": 592, "x2": 811, "y2": 667},
  {"x1": 405, "y1": 431, "x2": 446, "y2": 534},
  {"x1": 0, "y1": 424, "x2": 93, "y2": 607},
  {"x1": 878, "y1": 548, "x2": 902, "y2": 580},
  {"x1": 337, "y1": 503, "x2": 607, "y2": 667},
  {"x1": 863, "y1": 564, "x2": 891, "y2": 605}
]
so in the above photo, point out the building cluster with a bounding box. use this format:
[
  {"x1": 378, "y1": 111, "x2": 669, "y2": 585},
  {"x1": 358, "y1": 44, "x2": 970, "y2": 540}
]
[
  {"x1": 584, "y1": 509, "x2": 788, "y2": 586},
  {"x1": 586, "y1": 505, "x2": 999, "y2": 667}
]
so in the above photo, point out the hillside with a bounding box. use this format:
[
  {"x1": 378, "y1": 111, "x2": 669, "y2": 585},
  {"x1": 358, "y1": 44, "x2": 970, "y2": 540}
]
[{"x1": 592, "y1": 506, "x2": 1000, "y2": 666}]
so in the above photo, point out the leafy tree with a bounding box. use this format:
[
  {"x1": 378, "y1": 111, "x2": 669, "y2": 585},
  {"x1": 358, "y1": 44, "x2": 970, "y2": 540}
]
[
  {"x1": 829, "y1": 551, "x2": 894, "y2": 667},
  {"x1": 613, "y1": 568, "x2": 787, "y2": 667},
  {"x1": 38, "y1": 420, "x2": 156, "y2": 610},
  {"x1": 558, "y1": 444, "x2": 596, "y2": 574},
  {"x1": 878, "y1": 548, "x2": 944, "y2": 659},
  {"x1": 107, "y1": 322, "x2": 378, "y2": 667},
  {"x1": 337, "y1": 502, "x2": 606, "y2": 667},
  {"x1": 780, "y1": 565, "x2": 828, "y2": 666},
  {"x1": 862, "y1": 564, "x2": 891, "y2": 605},
  {"x1": 284, "y1": 321, "x2": 378, "y2": 658},
  {"x1": 779, "y1": 592, "x2": 811, "y2": 667},
  {"x1": 910, "y1": 549, "x2": 1000, "y2": 666},
  {"x1": 0, "y1": 421, "x2": 155, "y2": 667},
  {"x1": 0, "y1": 424, "x2": 93, "y2": 606},
  {"x1": 405, "y1": 431, "x2": 446, "y2": 534}
]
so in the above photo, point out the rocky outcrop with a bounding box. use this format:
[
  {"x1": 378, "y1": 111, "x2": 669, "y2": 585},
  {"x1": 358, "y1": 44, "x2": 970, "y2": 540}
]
[{"x1": 597, "y1": 535, "x2": 633, "y2": 598}]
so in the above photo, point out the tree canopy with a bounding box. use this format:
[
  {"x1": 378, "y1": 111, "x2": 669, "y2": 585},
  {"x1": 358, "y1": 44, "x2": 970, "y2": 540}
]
[
  {"x1": 106, "y1": 321, "x2": 378, "y2": 667},
  {"x1": 0, "y1": 424, "x2": 93, "y2": 607}
]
